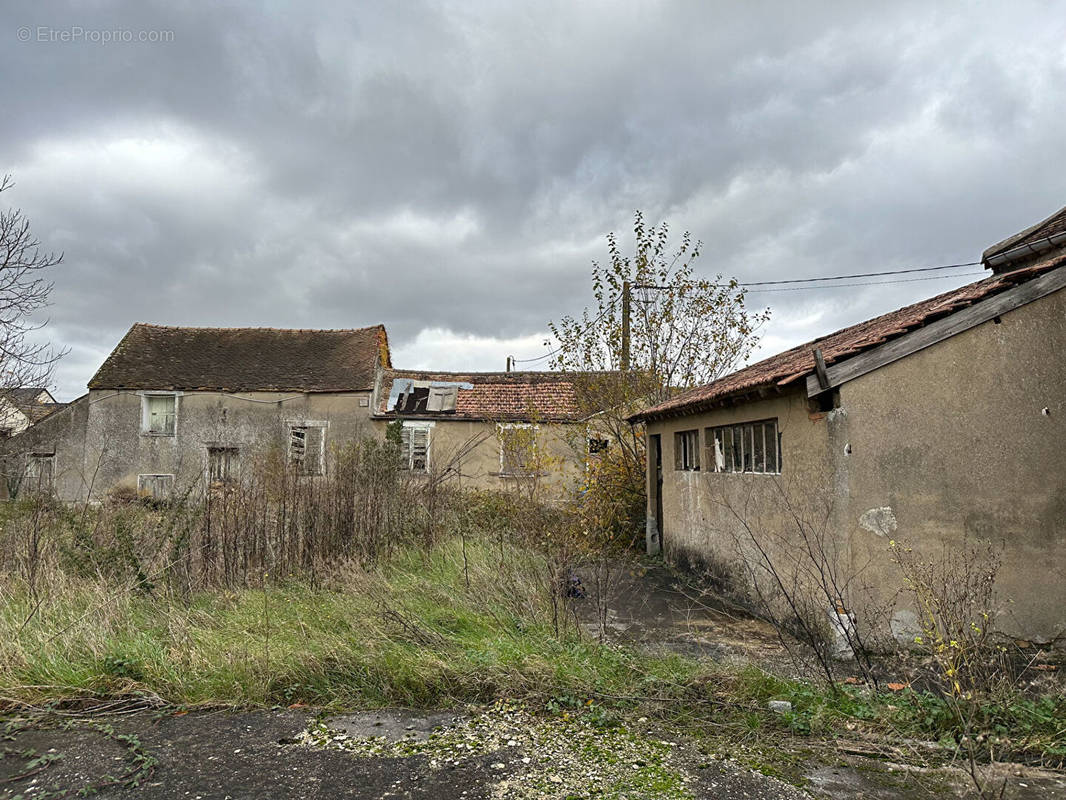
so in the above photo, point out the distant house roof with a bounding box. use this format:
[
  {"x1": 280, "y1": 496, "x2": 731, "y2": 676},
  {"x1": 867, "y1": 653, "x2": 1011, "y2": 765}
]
[
  {"x1": 376, "y1": 369, "x2": 599, "y2": 422},
  {"x1": 89, "y1": 324, "x2": 391, "y2": 392},
  {"x1": 983, "y1": 203, "x2": 1066, "y2": 271},
  {"x1": 631, "y1": 251, "x2": 1066, "y2": 422},
  {"x1": 0, "y1": 388, "x2": 64, "y2": 424},
  {"x1": 1, "y1": 388, "x2": 54, "y2": 405}
]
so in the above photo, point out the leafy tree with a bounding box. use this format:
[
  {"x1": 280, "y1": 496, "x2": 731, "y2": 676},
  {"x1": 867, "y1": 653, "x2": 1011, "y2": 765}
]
[{"x1": 550, "y1": 211, "x2": 768, "y2": 546}]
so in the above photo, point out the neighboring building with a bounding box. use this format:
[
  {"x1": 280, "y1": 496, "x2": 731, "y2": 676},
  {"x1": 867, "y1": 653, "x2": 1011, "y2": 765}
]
[
  {"x1": 2, "y1": 325, "x2": 602, "y2": 501},
  {"x1": 630, "y1": 207, "x2": 1066, "y2": 644},
  {"x1": 372, "y1": 369, "x2": 596, "y2": 492},
  {"x1": 0, "y1": 388, "x2": 65, "y2": 438},
  {"x1": 3, "y1": 323, "x2": 391, "y2": 501}
]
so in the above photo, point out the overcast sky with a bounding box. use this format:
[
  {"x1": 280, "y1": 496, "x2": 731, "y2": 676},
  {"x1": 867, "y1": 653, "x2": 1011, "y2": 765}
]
[{"x1": 3, "y1": 1, "x2": 1065, "y2": 400}]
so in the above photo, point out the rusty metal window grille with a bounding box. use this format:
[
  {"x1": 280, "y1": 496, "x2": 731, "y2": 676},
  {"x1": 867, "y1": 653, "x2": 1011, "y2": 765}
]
[{"x1": 707, "y1": 419, "x2": 780, "y2": 474}]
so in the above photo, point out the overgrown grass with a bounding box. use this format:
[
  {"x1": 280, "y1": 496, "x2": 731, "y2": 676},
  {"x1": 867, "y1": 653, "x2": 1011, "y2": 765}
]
[{"x1": 0, "y1": 535, "x2": 697, "y2": 710}]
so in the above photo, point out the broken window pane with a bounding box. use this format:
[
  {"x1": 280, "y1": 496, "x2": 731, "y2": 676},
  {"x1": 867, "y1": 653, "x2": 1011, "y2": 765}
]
[
  {"x1": 765, "y1": 421, "x2": 778, "y2": 473},
  {"x1": 709, "y1": 420, "x2": 780, "y2": 475},
  {"x1": 752, "y1": 422, "x2": 765, "y2": 473},
  {"x1": 674, "y1": 430, "x2": 699, "y2": 471}
]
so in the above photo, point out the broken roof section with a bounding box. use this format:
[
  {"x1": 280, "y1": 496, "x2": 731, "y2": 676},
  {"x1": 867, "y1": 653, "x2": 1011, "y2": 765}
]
[
  {"x1": 631, "y1": 250, "x2": 1066, "y2": 422},
  {"x1": 89, "y1": 323, "x2": 391, "y2": 392},
  {"x1": 377, "y1": 369, "x2": 596, "y2": 422}
]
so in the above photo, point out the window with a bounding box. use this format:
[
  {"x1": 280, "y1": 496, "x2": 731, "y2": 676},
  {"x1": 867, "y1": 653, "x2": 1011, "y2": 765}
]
[
  {"x1": 707, "y1": 419, "x2": 780, "y2": 474},
  {"x1": 207, "y1": 446, "x2": 239, "y2": 484},
  {"x1": 137, "y1": 473, "x2": 174, "y2": 499},
  {"x1": 674, "y1": 430, "x2": 700, "y2": 471},
  {"x1": 141, "y1": 393, "x2": 177, "y2": 436},
  {"x1": 399, "y1": 422, "x2": 432, "y2": 473},
  {"x1": 24, "y1": 454, "x2": 54, "y2": 493},
  {"x1": 499, "y1": 424, "x2": 536, "y2": 476},
  {"x1": 289, "y1": 424, "x2": 325, "y2": 476},
  {"x1": 588, "y1": 437, "x2": 610, "y2": 455}
]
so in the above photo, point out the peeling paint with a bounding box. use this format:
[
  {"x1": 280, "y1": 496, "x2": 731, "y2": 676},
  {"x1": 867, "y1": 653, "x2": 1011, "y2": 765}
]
[{"x1": 858, "y1": 506, "x2": 896, "y2": 537}]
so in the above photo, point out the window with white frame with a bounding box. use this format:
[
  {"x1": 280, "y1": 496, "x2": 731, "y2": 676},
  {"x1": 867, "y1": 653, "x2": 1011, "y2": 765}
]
[
  {"x1": 674, "y1": 430, "x2": 700, "y2": 471},
  {"x1": 499, "y1": 424, "x2": 537, "y2": 476},
  {"x1": 707, "y1": 419, "x2": 780, "y2": 474},
  {"x1": 289, "y1": 423, "x2": 326, "y2": 476},
  {"x1": 399, "y1": 422, "x2": 432, "y2": 473},
  {"x1": 141, "y1": 393, "x2": 178, "y2": 436},
  {"x1": 138, "y1": 473, "x2": 174, "y2": 499}
]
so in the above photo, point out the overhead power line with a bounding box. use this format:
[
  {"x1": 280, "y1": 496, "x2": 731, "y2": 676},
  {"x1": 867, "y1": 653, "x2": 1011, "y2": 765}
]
[
  {"x1": 743, "y1": 271, "x2": 987, "y2": 293},
  {"x1": 737, "y1": 260, "x2": 981, "y2": 287},
  {"x1": 508, "y1": 260, "x2": 985, "y2": 364}
]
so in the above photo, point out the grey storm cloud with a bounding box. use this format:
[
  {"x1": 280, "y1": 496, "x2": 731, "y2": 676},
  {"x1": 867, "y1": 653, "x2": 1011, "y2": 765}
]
[{"x1": 2, "y1": 1, "x2": 1065, "y2": 399}]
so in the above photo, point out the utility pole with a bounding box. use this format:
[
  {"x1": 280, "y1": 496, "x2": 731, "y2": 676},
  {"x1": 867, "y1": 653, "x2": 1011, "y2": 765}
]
[{"x1": 621, "y1": 280, "x2": 631, "y2": 371}]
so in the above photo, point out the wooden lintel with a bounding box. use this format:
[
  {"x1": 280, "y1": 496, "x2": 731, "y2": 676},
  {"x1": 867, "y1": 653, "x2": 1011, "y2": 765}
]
[
  {"x1": 806, "y1": 265, "x2": 1066, "y2": 397},
  {"x1": 813, "y1": 348, "x2": 830, "y2": 390}
]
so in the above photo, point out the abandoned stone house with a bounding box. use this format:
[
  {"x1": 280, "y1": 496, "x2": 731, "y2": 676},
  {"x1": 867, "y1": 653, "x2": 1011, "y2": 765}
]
[
  {"x1": 1, "y1": 324, "x2": 597, "y2": 501},
  {"x1": 630, "y1": 205, "x2": 1066, "y2": 645},
  {"x1": 373, "y1": 369, "x2": 596, "y2": 490}
]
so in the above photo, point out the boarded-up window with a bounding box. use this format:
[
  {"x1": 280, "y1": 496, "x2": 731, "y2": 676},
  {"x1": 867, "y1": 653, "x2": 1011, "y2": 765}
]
[
  {"x1": 143, "y1": 394, "x2": 177, "y2": 436},
  {"x1": 499, "y1": 425, "x2": 536, "y2": 476},
  {"x1": 137, "y1": 474, "x2": 174, "y2": 499},
  {"x1": 24, "y1": 454, "x2": 54, "y2": 493},
  {"x1": 289, "y1": 424, "x2": 325, "y2": 476},
  {"x1": 674, "y1": 430, "x2": 700, "y2": 471},
  {"x1": 400, "y1": 423, "x2": 431, "y2": 473},
  {"x1": 207, "y1": 446, "x2": 239, "y2": 484},
  {"x1": 707, "y1": 419, "x2": 780, "y2": 474}
]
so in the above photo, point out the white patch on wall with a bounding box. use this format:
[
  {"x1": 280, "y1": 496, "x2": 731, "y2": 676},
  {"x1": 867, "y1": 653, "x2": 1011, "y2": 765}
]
[
  {"x1": 858, "y1": 506, "x2": 897, "y2": 537},
  {"x1": 890, "y1": 609, "x2": 920, "y2": 645}
]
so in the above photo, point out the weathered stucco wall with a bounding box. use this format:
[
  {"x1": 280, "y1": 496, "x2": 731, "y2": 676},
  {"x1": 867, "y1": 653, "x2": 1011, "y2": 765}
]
[
  {"x1": 645, "y1": 389, "x2": 840, "y2": 602},
  {"x1": 4, "y1": 389, "x2": 378, "y2": 502},
  {"x1": 393, "y1": 417, "x2": 583, "y2": 495},
  {"x1": 646, "y1": 287, "x2": 1066, "y2": 645},
  {"x1": 838, "y1": 287, "x2": 1066, "y2": 643}
]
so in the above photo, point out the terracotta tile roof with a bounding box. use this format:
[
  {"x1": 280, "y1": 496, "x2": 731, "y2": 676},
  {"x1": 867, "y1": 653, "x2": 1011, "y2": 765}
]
[
  {"x1": 632, "y1": 253, "x2": 1066, "y2": 422},
  {"x1": 89, "y1": 323, "x2": 390, "y2": 392},
  {"x1": 377, "y1": 369, "x2": 601, "y2": 422}
]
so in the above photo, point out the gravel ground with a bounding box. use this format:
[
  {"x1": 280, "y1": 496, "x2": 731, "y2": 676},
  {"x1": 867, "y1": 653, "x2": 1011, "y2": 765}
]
[{"x1": 0, "y1": 708, "x2": 806, "y2": 800}]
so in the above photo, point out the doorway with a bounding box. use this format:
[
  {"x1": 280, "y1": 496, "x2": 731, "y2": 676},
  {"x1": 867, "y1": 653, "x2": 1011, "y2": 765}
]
[{"x1": 649, "y1": 434, "x2": 663, "y2": 554}]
